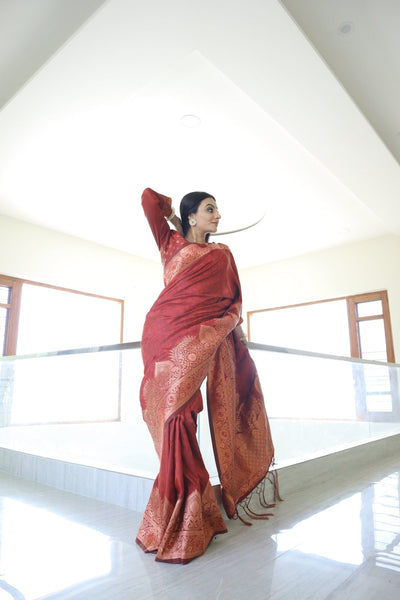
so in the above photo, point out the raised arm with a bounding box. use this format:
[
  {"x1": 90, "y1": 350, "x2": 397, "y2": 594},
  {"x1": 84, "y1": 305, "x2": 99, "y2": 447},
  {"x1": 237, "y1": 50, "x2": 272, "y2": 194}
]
[{"x1": 141, "y1": 187, "x2": 175, "y2": 250}]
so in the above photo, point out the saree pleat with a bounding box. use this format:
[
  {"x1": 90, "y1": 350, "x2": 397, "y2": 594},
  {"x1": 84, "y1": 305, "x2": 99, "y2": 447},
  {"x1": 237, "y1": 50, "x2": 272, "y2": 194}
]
[
  {"x1": 136, "y1": 188, "x2": 275, "y2": 563},
  {"x1": 136, "y1": 391, "x2": 227, "y2": 564}
]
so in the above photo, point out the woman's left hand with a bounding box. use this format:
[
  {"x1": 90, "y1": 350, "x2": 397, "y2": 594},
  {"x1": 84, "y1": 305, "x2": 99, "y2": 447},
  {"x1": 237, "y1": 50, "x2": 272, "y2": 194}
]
[
  {"x1": 171, "y1": 214, "x2": 183, "y2": 236},
  {"x1": 234, "y1": 325, "x2": 248, "y2": 345}
]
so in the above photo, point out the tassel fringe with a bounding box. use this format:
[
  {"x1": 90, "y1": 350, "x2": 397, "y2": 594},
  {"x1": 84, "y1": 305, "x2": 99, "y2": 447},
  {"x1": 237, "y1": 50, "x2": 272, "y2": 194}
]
[{"x1": 233, "y1": 468, "x2": 283, "y2": 526}]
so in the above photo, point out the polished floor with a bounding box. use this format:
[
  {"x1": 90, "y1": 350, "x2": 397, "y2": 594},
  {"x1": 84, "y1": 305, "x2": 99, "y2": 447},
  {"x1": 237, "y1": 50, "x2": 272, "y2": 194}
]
[{"x1": 1, "y1": 452, "x2": 400, "y2": 600}]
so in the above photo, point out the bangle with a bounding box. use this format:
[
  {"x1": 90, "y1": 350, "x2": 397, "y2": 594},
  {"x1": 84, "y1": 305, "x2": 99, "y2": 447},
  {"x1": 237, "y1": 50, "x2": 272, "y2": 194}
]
[{"x1": 165, "y1": 207, "x2": 175, "y2": 221}]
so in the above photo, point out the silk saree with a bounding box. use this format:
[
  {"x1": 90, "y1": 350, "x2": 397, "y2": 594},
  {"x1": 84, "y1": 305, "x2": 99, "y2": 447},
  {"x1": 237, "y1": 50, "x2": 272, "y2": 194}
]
[{"x1": 136, "y1": 188, "x2": 275, "y2": 563}]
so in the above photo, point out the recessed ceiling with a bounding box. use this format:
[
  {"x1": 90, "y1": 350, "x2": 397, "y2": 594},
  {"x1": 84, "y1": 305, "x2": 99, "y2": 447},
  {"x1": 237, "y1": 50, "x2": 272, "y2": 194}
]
[{"x1": 0, "y1": 0, "x2": 399, "y2": 268}]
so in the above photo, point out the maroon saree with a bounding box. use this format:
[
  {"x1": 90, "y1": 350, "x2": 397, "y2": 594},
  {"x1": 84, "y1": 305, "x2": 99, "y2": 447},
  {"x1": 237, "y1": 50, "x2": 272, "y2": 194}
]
[{"x1": 136, "y1": 188, "x2": 275, "y2": 563}]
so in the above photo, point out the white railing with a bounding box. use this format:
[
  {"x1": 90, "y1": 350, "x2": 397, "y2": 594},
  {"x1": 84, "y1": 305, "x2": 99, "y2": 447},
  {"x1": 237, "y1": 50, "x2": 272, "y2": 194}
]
[{"x1": 1, "y1": 341, "x2": 399, "y2": 475}]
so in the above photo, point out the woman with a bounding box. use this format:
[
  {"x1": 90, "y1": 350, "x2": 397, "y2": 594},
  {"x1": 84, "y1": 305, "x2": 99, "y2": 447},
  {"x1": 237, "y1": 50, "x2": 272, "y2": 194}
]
[{"x1": 136, "y1": 188, "x2": 276, "y2": 564}]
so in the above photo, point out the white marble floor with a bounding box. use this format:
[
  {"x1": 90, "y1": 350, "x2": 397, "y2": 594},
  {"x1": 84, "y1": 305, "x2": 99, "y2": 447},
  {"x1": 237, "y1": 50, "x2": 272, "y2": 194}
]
[{"x1": 1, "y1": 452, "x2": 400, "y2": 600}]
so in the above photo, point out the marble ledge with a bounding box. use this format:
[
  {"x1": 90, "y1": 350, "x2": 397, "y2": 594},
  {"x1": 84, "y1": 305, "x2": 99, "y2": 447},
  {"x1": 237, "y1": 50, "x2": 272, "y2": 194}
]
[{"x1": 1, "y1": 434, "x2": 399, "y2": 515}]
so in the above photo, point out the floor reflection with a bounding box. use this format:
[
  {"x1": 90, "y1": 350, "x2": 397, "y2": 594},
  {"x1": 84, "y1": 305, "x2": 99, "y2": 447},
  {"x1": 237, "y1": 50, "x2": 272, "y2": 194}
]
[
  {"x1": 275, "y1": 492, "x2": 364, "y2": 565},
  {"x1": 0, "y1": 499, "x2": 112, "y2": 600},
  {"x1": 275, "y1": 472, "x2": 400, "y2": 573},
  {"x1": 0, "y1": 463, "x2": 399, "y2": 599},
  {"x1": 369, "y1": 473, "x2": 400, "y2": 573}
]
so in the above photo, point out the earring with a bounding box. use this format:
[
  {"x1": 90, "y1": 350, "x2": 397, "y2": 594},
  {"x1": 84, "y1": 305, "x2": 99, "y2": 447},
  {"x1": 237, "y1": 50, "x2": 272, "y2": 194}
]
[{"x1": 189, "y1": 217, "x2": 197, "y2": 227}]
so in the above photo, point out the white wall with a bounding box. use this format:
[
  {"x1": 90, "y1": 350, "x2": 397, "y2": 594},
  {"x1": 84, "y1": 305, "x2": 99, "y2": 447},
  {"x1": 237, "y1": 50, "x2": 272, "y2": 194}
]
[
  {"x1": 0, "y1": 215, "x2": 163, "y2": 342},
  {"x1": 240, "y1": 234, "x2": 400, "y2": 362}
]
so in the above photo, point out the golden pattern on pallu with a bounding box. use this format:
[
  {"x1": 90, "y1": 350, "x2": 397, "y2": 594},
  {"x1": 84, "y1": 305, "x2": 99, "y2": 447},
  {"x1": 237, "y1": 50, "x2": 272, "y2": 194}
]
[
  {"x1": 142, "y1": 321, "x2": 235, "y2": 456},
  {"x1": 162, "y1": 239, "x2": 212, "y2": 285}
]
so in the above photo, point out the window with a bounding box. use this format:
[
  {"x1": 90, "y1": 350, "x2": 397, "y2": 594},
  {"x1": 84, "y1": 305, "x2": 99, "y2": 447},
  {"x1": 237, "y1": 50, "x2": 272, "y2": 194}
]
[
  {"x1": 248, "y1": 298, "x2": 351, "y2": 356},
  {"x1": 248, "y1": 291, "x2": 395, "y2": 362},
  {"x1": 248, "y1": 291, "x2": 398, "y2": 421},
  {"x1": 347, "y1": 292, "x2": 397, "y2": 418},
  {"x1": 347, "y1": 292, "x2": 394, "y2": 362},
  {"x1": 0, "y1": 285, "x2": 10, "y2": 354},
  {"x1": 0, "y1": 276, "x2": 22, "y2": 356},
  {"x1": 0, "y1": 275, "x2": 123, "y2": 356}
]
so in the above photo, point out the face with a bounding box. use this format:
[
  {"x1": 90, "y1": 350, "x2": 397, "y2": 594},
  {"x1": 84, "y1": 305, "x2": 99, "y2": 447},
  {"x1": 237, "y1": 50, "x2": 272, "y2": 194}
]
[{"x1": 190, "y1": 197, "x2": 221, "y2": 234}]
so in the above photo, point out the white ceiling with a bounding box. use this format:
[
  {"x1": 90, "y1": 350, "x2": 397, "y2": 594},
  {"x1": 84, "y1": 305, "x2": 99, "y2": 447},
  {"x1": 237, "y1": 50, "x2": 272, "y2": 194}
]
[{"x1": 0, "y1": 0, "x2": 399, "y2": 268}]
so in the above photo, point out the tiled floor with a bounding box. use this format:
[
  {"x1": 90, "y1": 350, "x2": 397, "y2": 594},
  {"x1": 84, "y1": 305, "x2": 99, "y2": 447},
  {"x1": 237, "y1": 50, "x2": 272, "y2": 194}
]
[{"x1": 1, "y1": 452, "x2": 400, "y2": 600}]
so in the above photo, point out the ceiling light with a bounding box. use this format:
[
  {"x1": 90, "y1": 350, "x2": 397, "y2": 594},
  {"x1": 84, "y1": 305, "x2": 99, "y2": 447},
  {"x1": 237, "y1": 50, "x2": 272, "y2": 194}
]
[
  {"x1": 338, "y1": 226, "x2": 351, "y2": 235},
  {"x1": 337, "y1": 21, "x2": 354, "y2": 36},
  {"x1": 180, "y1": 114, "x2": 201, "y2": 128}
]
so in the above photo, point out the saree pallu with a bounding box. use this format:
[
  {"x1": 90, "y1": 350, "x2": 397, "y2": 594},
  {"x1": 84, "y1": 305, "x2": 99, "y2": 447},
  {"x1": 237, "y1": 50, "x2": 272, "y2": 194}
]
[{"x1": 136, "y1": 189, "x2": 275, "y2": 563}]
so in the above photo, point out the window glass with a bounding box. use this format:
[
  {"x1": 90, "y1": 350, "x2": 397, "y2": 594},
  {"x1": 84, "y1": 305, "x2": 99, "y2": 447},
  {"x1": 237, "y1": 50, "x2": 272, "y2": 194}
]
[
  {"x1": 363, "y1": 365, "x2": 392, "y2": 412},
  {"x1": 17, "y1": 284, "x2": 122, "y2": 354},
  {"x1": 357, "y1": 319, "x2": 387, "y2": 361},
  {"x1": 356, "y1": 300, "x2": 383, "y2": 318},
  {"x1": 0, "y1": 285, "x2": 10, "y2": 305},
  {"x1": 0, "y1": 306, "x2": 8, "y2": 356},
  {"x1": 250, "y1": 299, "x2": 351, "y2": 356}
]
